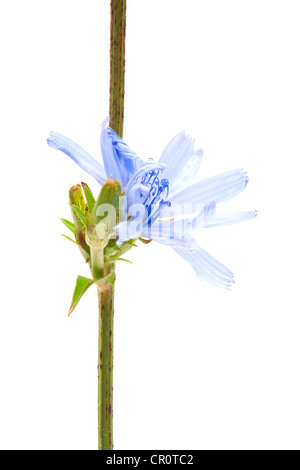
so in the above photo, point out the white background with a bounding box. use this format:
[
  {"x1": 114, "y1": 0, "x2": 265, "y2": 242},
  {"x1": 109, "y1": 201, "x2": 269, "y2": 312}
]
[{"x1": 0, "y1": 0, "x2": 299, "y2": 450}]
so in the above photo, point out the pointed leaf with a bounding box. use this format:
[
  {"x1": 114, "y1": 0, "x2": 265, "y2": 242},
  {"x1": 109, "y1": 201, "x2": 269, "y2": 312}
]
[
  {"x1": 94, "y1": 272, "x2": 116, "y2": 286},
  {"x1": 82, "y1": 182, "x2": 96, "y2": 213},
  {"x1": 69, "y1": 184, "x2": 86, "y2": 212},
  {"x1": 69, "y1": 276, "x2": 95, "y2": 316},
  {"x1": 70, "y1": 204, "x2": 89, "y2": 228},
  {"x1": 60, "y1": 218, "x2": 75, "y2": 235},
  {"x1": 111, "y1": 257, "x2": 133, "y2": 264},
  {"x1": 61, "y1": 234, "x2": 79, "y2": 245}
]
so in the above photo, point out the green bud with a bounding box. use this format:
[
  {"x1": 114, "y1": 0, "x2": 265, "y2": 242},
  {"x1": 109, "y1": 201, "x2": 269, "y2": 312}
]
[
  {"x1": 81, "y1": 182, "x2": 95, "y2": 214},
  {"x1": 69, "y1": 183, "x2": 86, "y2": 212},
  {"x1": 69, "y1": 185, "x2": 90, "y2": 263},
  {"x1": 87, "y1": 179, "x2": 122, "y2": 247}
]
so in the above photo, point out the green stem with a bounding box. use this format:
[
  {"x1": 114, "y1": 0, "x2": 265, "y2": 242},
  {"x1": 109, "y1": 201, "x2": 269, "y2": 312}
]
[
  {"x1": 90, "y1": 247, "x2": 105, "y2": 280},
  {"x1": 109, "y1": 0, "x2": 127, "y2": 138},
  {"x1": 97, "y1": 270, "x2": 115, "y2": 450},
  {"x1": 96, "y1": 0, "x2": 126, "y2": 451}
]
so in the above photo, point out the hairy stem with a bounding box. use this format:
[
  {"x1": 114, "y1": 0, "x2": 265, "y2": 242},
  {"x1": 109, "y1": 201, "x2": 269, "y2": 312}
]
[
  {"x1": 109, "y1": 0, "x2": 127, "y2": 138},
  {"x1": 96, "y1": 0, "x2": 127, "y2": 450},
  {"x1": 98, "y1": 277, "x2": 115, "y2": 450}
]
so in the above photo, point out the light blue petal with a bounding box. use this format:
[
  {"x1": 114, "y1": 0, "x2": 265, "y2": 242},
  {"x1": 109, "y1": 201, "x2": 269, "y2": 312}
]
[
  {"x1": 100, "y1": 119, "x2": 143, "y2": 189},
  {"x1": 115, "y1": 220, "x2": 143, "y2": 245},
  {"x1": 146, "y1": 232, "x2": 234, "y2": 288},
  {"x1": 183, "y1": 202, "x2": 217, "y2": 231},
  {"x1": 205, "y1": 210, "x2": 258, "y2": 228},
  {"x1": 100, "y1": 119, "x2": 123, "y2": 185},
  {"x1": 107, "y1": 127, "x2": 143, "y2": 184},
  {"x1": 145, "y1": 202, "x2": 216, "y2": 240},
  {"x1": 159, "y1": 131, "x2": 203, "y2": 196},
  {"x1": 171, "y1": 236, "x2": 234, "y2": 289},
  {"x1": 47, "y1": 132, "x2": 106, "y2": 184},
  {"x1": 170, "y1": 169, "x2": 249, "y2": 205}
]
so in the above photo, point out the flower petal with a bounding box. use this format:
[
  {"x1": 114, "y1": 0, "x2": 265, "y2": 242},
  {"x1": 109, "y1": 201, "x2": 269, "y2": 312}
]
[
  {"x1": 47, "y1": 132, "x2": 106, "y2": 184},
  {"x1": 170, "y1": 169, "x2": 249, "y2": 205},
  {"x1": 204, "y1": 210, "x2": 258, "y2": 228},
  {"x1": 171, "y1": 236, "x2": 234, "y2": 289},
  {"x1": 145, "y1": 202, "x2": 216, "y2": 240},
  {"x1": 147, "y1": 232, "x2": 234, "y2": 288},
  {"x1": 100, "y1": 119, "x2": 143, "y2": 189},
  {"x1": 100, "y1": 119, "x2": 123, "y2": 185},
  {"x1": 107, "y1": 127, "x2": 143, "y2": 182},
  {"x1": 159, "y1": 131, "x2": 203, "y2": 195}
]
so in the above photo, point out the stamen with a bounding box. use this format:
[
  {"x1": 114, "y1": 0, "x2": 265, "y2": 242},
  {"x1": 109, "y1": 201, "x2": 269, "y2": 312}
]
[
  {"x1": 139, "y1": 169, "x2": 171, "y2": 226},
  {"x1": 125, "y1": 163, "x2": 172, "y2": 229}
]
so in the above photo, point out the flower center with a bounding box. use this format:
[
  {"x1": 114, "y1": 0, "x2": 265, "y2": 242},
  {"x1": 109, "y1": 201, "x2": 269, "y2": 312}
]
[{"x1": 140, "y1": 169, "x2": 171, "y2": 226}]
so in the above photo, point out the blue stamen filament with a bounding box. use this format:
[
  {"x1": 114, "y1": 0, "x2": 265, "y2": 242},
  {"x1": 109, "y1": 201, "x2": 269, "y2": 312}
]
[{"x1": 139, "y1": 170, "x2": 171, "y2": 227}]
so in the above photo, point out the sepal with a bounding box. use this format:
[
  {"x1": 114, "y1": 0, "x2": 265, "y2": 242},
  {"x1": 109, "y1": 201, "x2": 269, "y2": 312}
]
[
  {"x1": 70, "y1": 204, "x2": 89, "y2": 228},
  {"x1": 82, "y1": 182, "x2": 96, "y2": 213},
  {"x1": 60, "y1": 218, "x2": 75, "y2": 235},
  {"x1": 61, "y1": 234, "x2": 79, "y2": 245},
  {"x1": 69, "y1": 185, "x2": 90, "y2": 263}
]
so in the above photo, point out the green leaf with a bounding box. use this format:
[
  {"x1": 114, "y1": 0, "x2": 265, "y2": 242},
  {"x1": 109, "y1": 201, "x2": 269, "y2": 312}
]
[
  {"x1": 95, "y1": 272, "x2": 116, "y2": 286},
  {"x1": 61, "y1": 234, "x2": 79, "y2": 245},
  {"x1": 111, "y1": 257, "x2": 133, "y2": 264},
  {"x1": 60, "y1": 218, "x2": 75, "y2": 235},
  {"x1": 69, "y1": 184, "x2": 86, "y2": 212},
  {"x1": 82, "y1": 183, "x2": 95, "y2": 213},
  {"x1": 69, "y1": 276, "x2": 95, "y2": 316},
  {"x1": 127, "y1": 240, "x2": 138, "y2": 247},
  {"x1": 70, "y1": 204, "x2": 89, "y2": 228}
]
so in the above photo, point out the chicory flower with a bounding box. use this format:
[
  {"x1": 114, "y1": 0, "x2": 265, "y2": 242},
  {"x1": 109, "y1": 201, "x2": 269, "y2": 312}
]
[{"x1": 47, "y1": 119, "x2": 257, "y2": 289}]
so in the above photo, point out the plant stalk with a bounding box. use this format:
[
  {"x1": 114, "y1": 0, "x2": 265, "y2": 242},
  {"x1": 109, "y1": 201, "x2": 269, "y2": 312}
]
[
  {"x1": 96, "y1": 0, "x2": 126, "y2": 450},
  {"x1": 109, "y1": 0, "x2": 127, "y2": 138},
  {"x1": 97, "y1": 268, "x2": 115, "y2": 450}
]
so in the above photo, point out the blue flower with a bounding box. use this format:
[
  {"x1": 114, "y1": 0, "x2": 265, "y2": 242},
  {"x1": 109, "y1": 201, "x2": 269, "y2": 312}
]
[{"x1": 47, "y1": 120, "x2": 257, "y2": 289}]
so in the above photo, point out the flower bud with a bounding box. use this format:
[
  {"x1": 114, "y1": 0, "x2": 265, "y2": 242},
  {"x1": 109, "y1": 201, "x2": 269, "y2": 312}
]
[
  {"x1": 69, "y1": 185, "x2": 90, "y2": 262},
  {"x1": 87, "y1": 179, "x2": 122, "y2": 246}
]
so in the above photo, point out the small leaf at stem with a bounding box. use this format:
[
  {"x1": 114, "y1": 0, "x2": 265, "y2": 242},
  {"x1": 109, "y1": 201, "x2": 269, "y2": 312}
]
[
  {"x1": 60, "y1": 218, "x2": 75, "y2": 235},
  {"x1": 95, "y1": 271, "x2": 116, "y2": 286},
  {"x1": 70, "y1": 204, "x2": 89, "y2": 228},
  {"x1": 111, "y1": 257, "x2": 133, "y2": 264},
  {"x1": 61, "y1": 234, "x2": 79, "y2": 245},
  {"x1": 69, "y1": 275, "x2": 95, "y2": 316},
  {"x1": 82, "y1": 182, "x2": 96, "y2": 213}
]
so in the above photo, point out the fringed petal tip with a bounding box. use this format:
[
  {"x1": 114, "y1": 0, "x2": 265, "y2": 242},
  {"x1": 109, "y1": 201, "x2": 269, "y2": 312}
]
[
  {"x1": 196, "y1": 276, "x2": 235, "y2": 290},
  {"x1": 196, "y1": 269, "x2": 235, "y2": 290},
  {"x1": 47, "y1": 132, "x2": 60, "y2": 149},
  {"x1": 170, "y1": 235, "x2": 236, "y2": 289}
]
